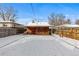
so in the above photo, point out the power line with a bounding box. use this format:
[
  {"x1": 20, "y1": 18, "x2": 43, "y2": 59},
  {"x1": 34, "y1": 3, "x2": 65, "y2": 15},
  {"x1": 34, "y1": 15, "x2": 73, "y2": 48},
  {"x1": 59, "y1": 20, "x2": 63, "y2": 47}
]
[{"x1": 30, "y1": 3, "x2": 37, "y2": 21}]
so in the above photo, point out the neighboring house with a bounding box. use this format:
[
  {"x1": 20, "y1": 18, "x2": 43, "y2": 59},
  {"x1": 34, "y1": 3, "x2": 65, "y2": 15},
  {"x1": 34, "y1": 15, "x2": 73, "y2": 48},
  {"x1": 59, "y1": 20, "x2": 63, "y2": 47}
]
[
  {"x1": 55, "y1": 24, "x2": 79, "y2": 40},
  {"x1": 0, "y1": 21, "x2": 25, "y2": 37},
  {"x1": 0, "y1": 21, "x2": 24, "y2": 28},
  {"x1": 25, "y1": 21, "x2": 52, "y2": 35}
]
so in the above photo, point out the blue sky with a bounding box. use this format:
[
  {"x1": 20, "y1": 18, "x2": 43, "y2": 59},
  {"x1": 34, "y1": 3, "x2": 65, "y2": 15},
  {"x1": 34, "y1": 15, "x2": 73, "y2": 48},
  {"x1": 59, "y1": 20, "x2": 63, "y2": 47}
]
[{"x1": 0, "y1": 3, "x2": 79, "y2": 24}]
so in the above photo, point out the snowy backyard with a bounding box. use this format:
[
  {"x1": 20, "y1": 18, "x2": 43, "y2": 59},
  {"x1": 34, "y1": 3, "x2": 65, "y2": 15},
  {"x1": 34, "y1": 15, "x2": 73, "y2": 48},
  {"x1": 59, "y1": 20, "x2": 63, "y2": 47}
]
[{"x1": 0, "y1": 34, "x2": 79, "y2": 56}]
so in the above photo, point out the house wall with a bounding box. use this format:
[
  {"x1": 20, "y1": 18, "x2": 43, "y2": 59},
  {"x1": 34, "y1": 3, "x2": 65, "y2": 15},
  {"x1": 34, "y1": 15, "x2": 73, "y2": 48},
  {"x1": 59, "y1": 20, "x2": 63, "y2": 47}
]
[
  {"x1": 0, "y1": 22, "x2": 24, "y2": 28},
  {"x1": 0, "y1": 23, "x2": 13, "y2": 27},
  {"x1": 26, "y1": 27, "x2": 49, "y2": 35}
]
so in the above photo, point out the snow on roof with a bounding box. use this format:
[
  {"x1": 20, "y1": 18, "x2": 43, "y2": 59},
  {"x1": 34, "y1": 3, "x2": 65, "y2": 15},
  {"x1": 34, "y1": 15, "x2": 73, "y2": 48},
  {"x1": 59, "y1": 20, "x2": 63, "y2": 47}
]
[
  {"x1": 0, "y1": 21, "x2": 19, "y2": 24},
  {"x1": 0, "y1": 21, "x2": 13, "y2": 23},
  {"x1": 26, "y1": 22, "x2": 51, "y2": 27},
  {"x1": 56, "y1": 24, "x2": 79, "y2": 28},
  {"x1": 0, "y1": 20, "x2": 25, "y2": 28}
]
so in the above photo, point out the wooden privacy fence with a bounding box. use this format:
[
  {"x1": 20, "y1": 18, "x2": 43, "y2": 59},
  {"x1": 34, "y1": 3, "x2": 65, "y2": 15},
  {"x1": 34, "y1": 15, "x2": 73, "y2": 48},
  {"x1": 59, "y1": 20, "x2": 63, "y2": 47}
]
[
  {"x1": 0, "y1": 28, "x2": 17, "y2": 38},
  {"x1": 55, "y1": 27, "x2": 79, "y2": 40}
]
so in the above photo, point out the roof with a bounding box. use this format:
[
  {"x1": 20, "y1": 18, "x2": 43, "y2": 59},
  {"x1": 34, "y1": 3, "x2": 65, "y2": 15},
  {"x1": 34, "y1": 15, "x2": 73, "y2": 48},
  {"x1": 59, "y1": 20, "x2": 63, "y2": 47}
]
[
  {"x1": 0, "y1": 21, "x2": 13, "y2": 23},
  {"x1": 0, "y1": 21, "x2": 25, "y2": 28},
  {"x1": 56, "y1": 24, "x2": 79, "y2": 28},
  {"x1": 26, "y1": 22, "x2": 51, "y2": 27}
]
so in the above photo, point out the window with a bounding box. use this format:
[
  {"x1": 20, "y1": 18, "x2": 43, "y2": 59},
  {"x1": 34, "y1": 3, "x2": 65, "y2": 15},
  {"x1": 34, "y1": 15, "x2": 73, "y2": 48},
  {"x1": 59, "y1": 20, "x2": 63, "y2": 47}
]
[{"x1": 3, "y1": 24, "x2": 7, "y2": 27}]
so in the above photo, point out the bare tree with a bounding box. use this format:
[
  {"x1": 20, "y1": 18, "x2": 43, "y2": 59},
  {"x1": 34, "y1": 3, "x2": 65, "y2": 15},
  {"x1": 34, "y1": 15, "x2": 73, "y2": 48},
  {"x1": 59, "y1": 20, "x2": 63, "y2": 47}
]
[
  {"x1": 65, "y1": 19, "x2": 71, "y2": 24},
  {"x1": 0, "y1": 6, "x2": 17, "y2": 22},
  {"x1": 48, "y1": 13, "x2": 66, "y2": 26},
  {"x1": 75, "y1": 19, "x2": 79, "y2": 24},
  {"x1": 0, "y1": 7, "x2": 6, "y2": 21}
]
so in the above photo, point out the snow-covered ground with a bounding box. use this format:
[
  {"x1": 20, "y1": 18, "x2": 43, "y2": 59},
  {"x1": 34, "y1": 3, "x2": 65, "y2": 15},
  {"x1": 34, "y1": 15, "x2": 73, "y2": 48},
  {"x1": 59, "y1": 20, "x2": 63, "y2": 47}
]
[
  {"x1": 0, "y1": 35, "x2": 79, "y2": 56},
  {"x1": 0, "y1": 34, "x2": 25, "y2": 48},
  {"x1": 53, "y1": 35, "x2": 79, "y2": 49}
]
